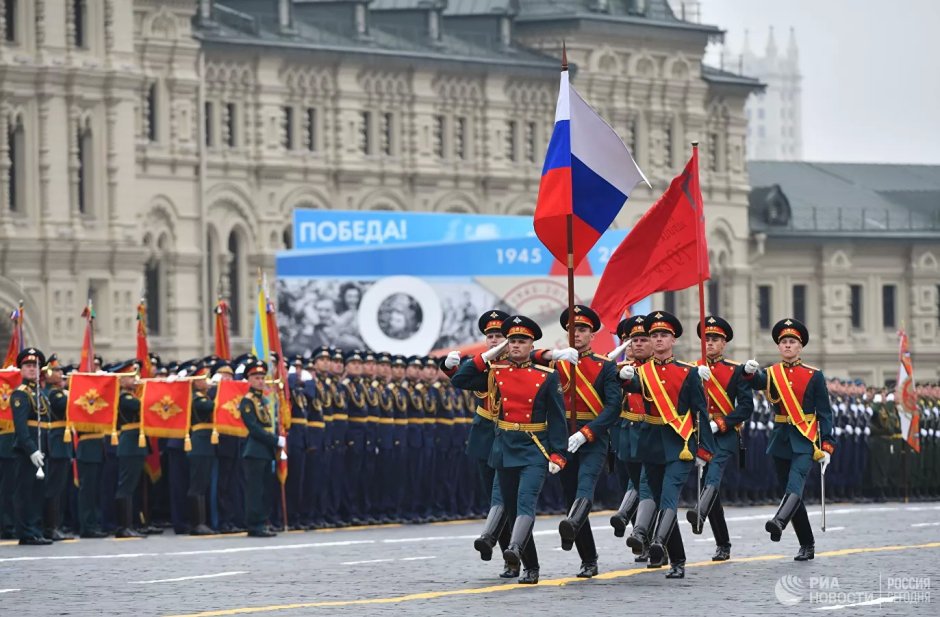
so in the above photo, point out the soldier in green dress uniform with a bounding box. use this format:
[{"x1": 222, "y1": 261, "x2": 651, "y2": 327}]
[
  {"x1": 41, "y1": 354, "x2": 75, "y2": 541},
  {"x1": 112, "y1": 360, "x2": 148, "y2": 539},
  {"x1": 11, "y1": 348, "x2": 52, "y2": 545},
  {"x1": 187, "y1": 361, "x2": 216, "y2": 535},
  {"x1": 241, "y1": 358, "x2": 281, "y2": 538}
]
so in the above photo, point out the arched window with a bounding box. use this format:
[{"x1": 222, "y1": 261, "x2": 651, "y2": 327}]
[
  {"x1": 73, "y1": 0, "x2": 87, "y2": 49},
  {"x1": 145, "y1": 257, "x2": 162, "y2": 335},
  {"x1": 7, "y1": 114, "x2": 25, "y2": 212},
  {"x1": 146, "y1": 82, "x2": 158, "y2": 143},
  {"x1": 77, "y1": 122, "x2": 93, "y2": 215},
  {"x1": 228, "y1": 230, "x2": 243, "y2": 335}
]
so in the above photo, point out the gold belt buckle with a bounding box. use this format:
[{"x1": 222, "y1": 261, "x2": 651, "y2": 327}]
[{"x1": 513, "y1": 423, "x2": 521, "y2": 430}]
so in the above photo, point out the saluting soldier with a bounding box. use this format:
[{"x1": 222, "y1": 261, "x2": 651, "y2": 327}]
[
  {"x1": 685, "y1": 316, "x2": 757, "y2": 562},
  {"x1": 532, "y1": 305, "x2": 620, "y2": 579},
  {"x1": 112, "y1": 360, "x2": 148, "y2": 539},
  {"x1": 11, "y1": 348, "x2": 52, "y2": 545},
  {"x1": 621, "y1": 311, "x2": 716, "y2": 579},
  {"x1": 187, "y1": 361, "x2": 216, "y2": 535},
  {"x1": 750, "y1": 318, "x2": 835, "y2": 561},
  {"x1": 442, "y1": 310, "x2": 517, "y2": 577},
  {"x1": 241, "y1": 358, "x2": 282, "y2": 538},
  {"x1": 609, "y1": 316, "x2": 651, "y2": 562},
  {"x1": 452, "y1": 315, "x2": 568, "y2": 584},
  {"x1": 40, "y1": 354, "x2": 74, "y2": 541}
]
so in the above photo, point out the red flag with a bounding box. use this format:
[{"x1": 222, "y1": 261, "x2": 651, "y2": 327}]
[
  {"x1": 2, "y1": 302, "x2": 24, "y2": 369},
  {"x1": 0, "y1": 368, "x2": 22, "y2": 431},
  {"x1": 214, "y1": 300, "x2": 232, "y2": 361},
  {"x1": 140, "y1": 380, "x2": 192, "y2": 439},
  {"x1": 66, "y1": 373, "x2": 120, "y2": 434},
  {"x1": 266, "y1": 298, "x2": 290, "y2": 484},
  {"x1": 592, "y1": 153, "x2": 710, "y2": 331},
  {"x1": 213, "y1": 380, "x2": 249, "y2": 438}
]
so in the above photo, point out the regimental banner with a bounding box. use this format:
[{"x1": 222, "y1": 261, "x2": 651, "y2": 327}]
[
  {"x1": 140, "y1": 380, "x2": 193, "y2": 439},
  {"x1": 213, "y1": 380, "x2": 249, "y2": 437},
  {"x1": 0, "y1": 368, "x2": 22, "y2": 430},
  {"x1": 66, "y1": 373, "x2": 120, "y2": 434},
  {"x1": 278, "y1": 210, "x2": 652, "y2": 357}
]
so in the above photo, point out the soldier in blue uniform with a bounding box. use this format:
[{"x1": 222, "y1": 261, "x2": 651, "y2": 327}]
[
  {"x1": 163, "y1": 361, "x2": 191, "y2": 534},
  {"x1": 211, "y1": 361, "x2": 243, "y2": 533},
  {"x1": 621, "y1": 311, "x2": 716, "y2": 579},
  {"x1": 240, "y1": 358, "x2": 281, "y2": 538},
  {"x1": 750, "y1": 318, "x2": 835, "y2": 561},
  {"x1": 361, "y1": 352, "x2": 381, "y2": 524},
  {"x1": 684, "y1": 316, "x2": 757, "y2": 561},
  {"x1": 187, "y1": 362, "x2": 216, "y2": 535},
  {"x1": 11, "y1": 348, "x2": 53, "y2": 545},
  {"x1": 301, "y1": 348, "x2": 332, "y2": 527},
  {"x1": 427, "y1": 357, "x2": 455, "y2": 520},
  {"x1": 40, "y1": 355, "x2": 75, "y2": 541},
  {"x1": 452, "y1": 315, "x2": 568, "y2": 584},
  {"x1": 404, "y1": 356, "x2": 427, "y2": 522},
  {"x1": 442, "y1": 310, "x2": 516, "y2": 575},
  {"x1": 389, "y1": 356, "x2": 410, "y2": 521},
  {"x1": 371, "y1": 353, "x2": 397, "y2": 524},
  {"x1": 285, "y1": 356, "x2": 308, "y2": 530},
  {"x1": 328, "y1": 349, "x2": 349, "y2": 526},
  {"x1": 341, "y1": 350, "x2": 369, "y2": 525},
  {"x1": 533, "y1": 305, "x2": 621, "y2": 578},
  {"x1": 112, "y1": 360, "x2": 148, "y2": 539},
  {"x1": 609, "y1": 315, "x2": 651, "y2": 559}
]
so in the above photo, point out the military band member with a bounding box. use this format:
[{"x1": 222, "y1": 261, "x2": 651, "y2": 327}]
[
  {"x1": 11, "y1": 348, "x2": 52, "y2": 545},
  {"x1": 533, "y1": 305, "x2": 620, "y2": 578},
  {"x1": 442, "y1": 309, "x2": 518, "y2": 577},
  {"x1": 750, "y1": 318, "x2": 835, "y2": 561},
  {"x1": 187, "y1": 362, "x2": 215, "y2": 535},
  {"x1": 685, "y1": 316, "x2": 757, "y2": 562},
  {"x1": 241, "y1": 358, "x2": 281, "y2": 538},
  {"x1": 621, "y1": 311, "x2": 715, "y2": 579},
  {"x1": 452, "y1": 315, "x2": 568, "y2": 584},
  {"x1": 609, "y1": 316, "x2": 651, "y2": 557},
  {"x1": 40, "y1": 355, "x2": 74, "y2": 541},
  {"x1": 113, "y1": 360, "x2": 147, "y2": 539}
]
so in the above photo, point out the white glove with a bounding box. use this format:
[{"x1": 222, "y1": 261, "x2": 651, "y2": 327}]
[
  {"x1": 608, "y1": 341, "x2": 629, "y2": 360},
  {"x1": 819, "y1": 452, "x2": 831, "y2": 475},
  {"x1": 864, "y1": 427, "x2": 871, "y2": 436},
  {"x1": 886, "y1": 393, "x2": 895, "y2": 402},
  {"x1": 756, "y1": 421, "x2": 766, "y2": 430},
  {"x1": 444, "y1": 350, "x2": 461, "y2": 370},
  {"x1": 709, "y1": 420, "x2": 719, "y2": 434},
  {"x1": 920, "y1": 428, "x2": 928, "y2": 437},
  {"x1": 749, "y1": 421, "x2": 756, "y2": 430},
  {"x1": 744, "y1": 359, "x2": 760, "y2": 375},
  {"x1": 619, "y1": 365, "x2": 635, "y2": 381},
  {"x1": 834, "y1": 427, "x2": 843, "y2": 436},
  {"x1": 30, "y1": 450, "x2": 45, "y2": 468},
  {"x1": 481, "y1": 339, "x2": 509, "y2": 363},
  {"x1": 548, "y1": 462, "x2": 561, "y2": 475},
  {"x1": 845, "y1": 425, "x2": 854, "y2": 435},
  {"x1": 873, "y1": 393, "x2": 883, "y2": 404},
  {"x1": 280, "y1": 449, "x2": 288, "y2": 461},
  {"x1": 695, "y1": 457, "x2": 707, "y2": 468},
  {"x1": 550, "y1": 347, "x2": 579, "y2": 364},
  {"x1": 567, "y1": 432, "x2": 587, "y2": 453},
  {"x1": 697, "y1": 365, "x2": 711, "y2": 381},
  {"x1": 277, "y1": 435, "x2": 286, "y2": 449}
]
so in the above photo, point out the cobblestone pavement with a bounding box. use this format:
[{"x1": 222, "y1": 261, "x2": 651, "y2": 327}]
[{"x1": 1, "y1": 502, "x2": 938, "y2": 617}]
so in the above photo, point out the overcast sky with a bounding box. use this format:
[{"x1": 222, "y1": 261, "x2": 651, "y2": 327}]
[{"x1": 700, "y1": 0, "x2": 940, "y2": 165}]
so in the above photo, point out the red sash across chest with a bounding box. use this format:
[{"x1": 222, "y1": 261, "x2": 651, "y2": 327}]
[
  {"x1": 492, "y1": 364, "x2": 547, "y2": 424},
  {"x1": 698, "y1": 360, "x2": 735, "y2": 416},
  {"x1": 770, "y1": 363, "x2": 814, "y2": 410},
  {"x1": 557, "y1": 355, "x2": 605, "y2": 415}
]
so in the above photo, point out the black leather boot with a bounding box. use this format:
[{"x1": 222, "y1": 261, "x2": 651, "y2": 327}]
[
  {"x1": 712, "y1": 543, "x2": 731, "y2": 561},
  {"x1": 686, "y1": 484, "x2": 718, "y2": 535},
  {"x1": 577, "y1": 561, "x2": 598, "y2": 578},
  {"x1": 794, "y1": 544, "x2": 815, "y2": 561},
  {"x1": 634, "y1": 548, "x2": 649, "y2": 563},
  {"x1": 558, "y1": 497, "x2": 592, "y2": 551},
  {"x1": 518, "y1": 568, "x2": 539, "y2": 584},
  {"x1": 665, "y1": 561, "x2": 686, "y2": 579},
  {"x1": 765, "y1": 493, "x2": 801, "y2": 542},
  {"x1": 499, "y1": 561, "x2": 520, "y2": 579},
  {"x1": 474, "y1": 505, "x2": 506, "y2": 561},
  {"x1": 115, "y1": 498, "x2": 144, "y2": 539},
  {"x1": 189, "y1": 496, "x2": 214, "y2": 536},
  {"x1": 626, "y1": 499, "x2": 657, "y2": 555},
  {"x1": 43, "y1": 498, "x2": 72, "y2": 541},
  {"x1": 648, "y1": 508, "x2": 678, "y2": 568},
  {"x1": 502, "y1": 515, "x2": 534, "y2": 569},
  {"x1": 610, "y1": 489, "x2": 639, "y2": 538}
]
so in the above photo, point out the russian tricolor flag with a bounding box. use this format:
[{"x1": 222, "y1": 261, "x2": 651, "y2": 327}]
[{"x1": 535, "y1": 68, "x2": 649, "y2": 268}]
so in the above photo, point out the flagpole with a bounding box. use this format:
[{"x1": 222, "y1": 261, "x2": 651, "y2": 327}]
[
  {"x1": 562, "y1": 43, "x2": 578, "y2": 438},
  {"x1": 692, "y1": 142, "x2": 707, "y2": 517}
]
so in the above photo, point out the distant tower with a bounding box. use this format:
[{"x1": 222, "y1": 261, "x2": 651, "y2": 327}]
[{"x1": 742, "y1": 27, "x2": 803, "y2": 161}]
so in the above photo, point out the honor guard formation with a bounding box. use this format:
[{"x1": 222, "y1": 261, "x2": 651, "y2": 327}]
[{"x1": 2, "y1": 310, "x2": 939, "y2": 585}]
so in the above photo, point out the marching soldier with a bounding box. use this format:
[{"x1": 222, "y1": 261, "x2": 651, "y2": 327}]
[
  {"x1": 621, "y1": 311, "x2": 716, "y2": 579},
  {"x1": 113, "y1": 360, "x2": 148, "y2": 539},
  {"x1": 41, "y1": 355, "x2": 75, "y2": 541},
  {"x1": 442, "y1": 310, "x2": 517, "y2": 577},
  {"x1": 241, "y1": 357, "x2": 281, "y2": 538},
  {"x1": 750, "y1": 318, "x2": 835, "y2": 561},
  {"x1": 868, "y1": 389, "x2": 898, "y2": 502},
  {"x1": 11, "y1": 348, "x2": 52, "y2": 545},
  {"x1": 609, "y1": 316, "x2": 651, "y2": 562},
  {"x1": 685, "y1": 316, "x2": 757, "y2": 561},
  {"x1": 187, "y1": 362, "x2": 216, "y2": 535},
  {"x1": 452, "y1": 315, "x2": 568, "y2": 584},
  {"x1": 533, "y1": 305, "x2": 620, "y2": 578}
]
